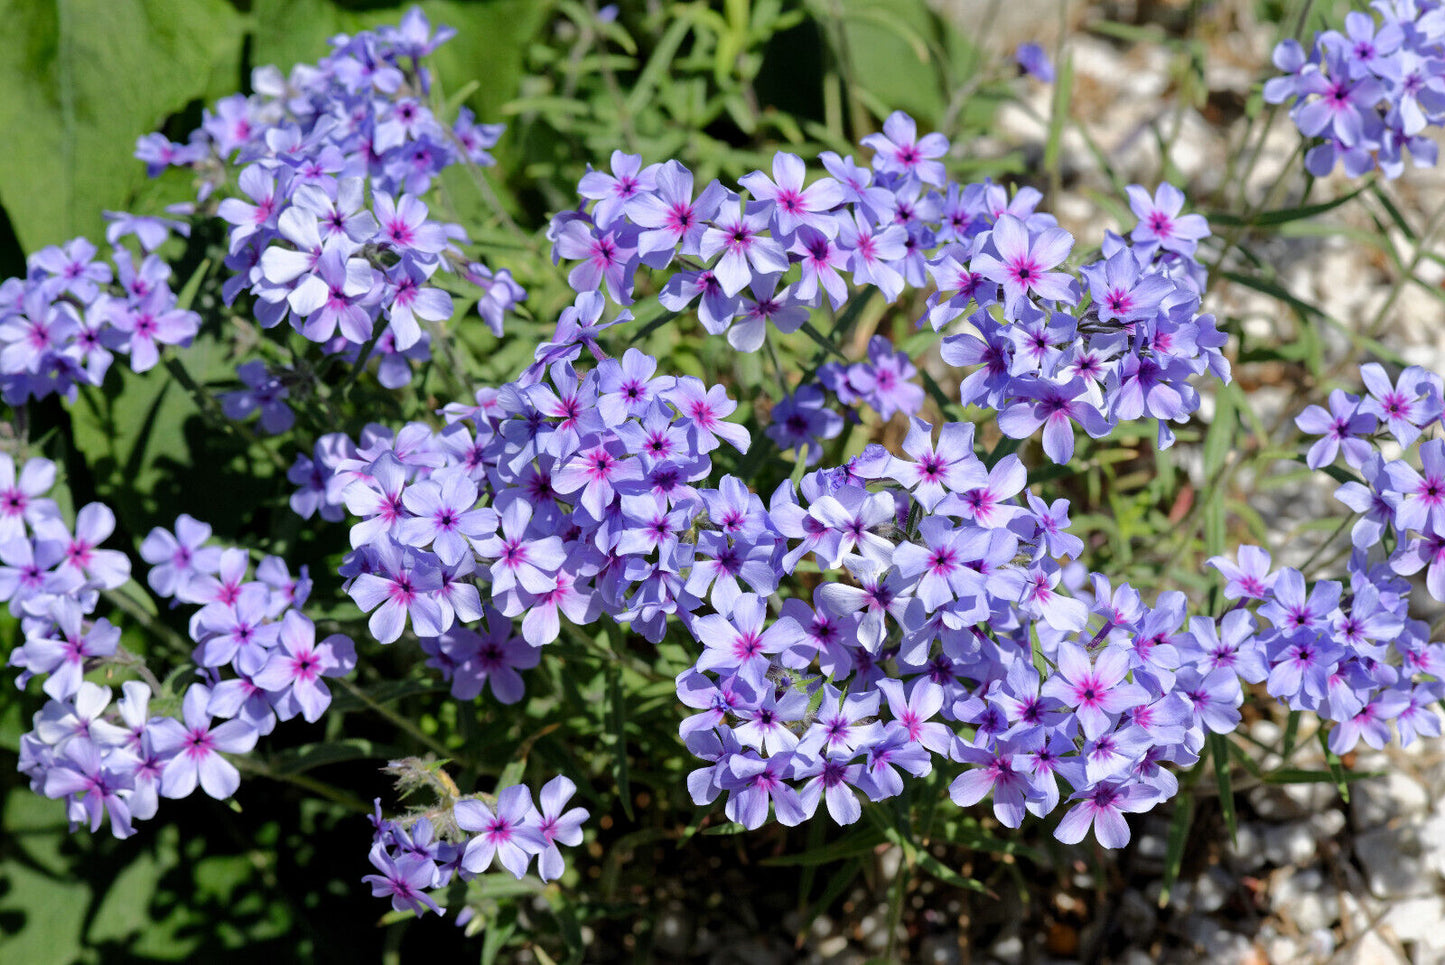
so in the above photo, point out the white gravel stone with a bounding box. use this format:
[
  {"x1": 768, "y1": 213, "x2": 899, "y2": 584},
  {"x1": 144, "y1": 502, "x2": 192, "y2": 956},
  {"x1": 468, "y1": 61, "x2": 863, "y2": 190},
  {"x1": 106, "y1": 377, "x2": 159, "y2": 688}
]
[
  {"x1": 1352, "y1": 772, "x2": 1431, "y2": 828},
  {"x1": 1341, "y1": 930, "x2": 1410, "y2": 965},
  {"x1": 1258, "y1": 821, "x2": 1318, "y2": 867},
  {"x1": 1355, "y1": 827, "x2": 1433, "y2": 898}
]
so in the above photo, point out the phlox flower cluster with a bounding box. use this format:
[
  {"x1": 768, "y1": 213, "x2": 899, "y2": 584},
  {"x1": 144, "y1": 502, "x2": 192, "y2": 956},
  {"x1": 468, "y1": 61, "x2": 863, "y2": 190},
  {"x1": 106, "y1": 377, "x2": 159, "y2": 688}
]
[
  {"x1": 4, "y1": 467, "x2": 356, "y2": 839},
  {"x1": 0, "y1": 229, "x2": 200, "y2": 404},
  {"x1": 364, "y1": 775, "x2": 589, "y2": 919},
  {"x1": 551, "y1": 116, "x2": 1227, "y2": 458},
  {"x1": 136, "y1": 9, "x2": 525, "y2": 424},
  {"x1": 1266, "y1": 1, "x2": 1445, "y2": 178}
]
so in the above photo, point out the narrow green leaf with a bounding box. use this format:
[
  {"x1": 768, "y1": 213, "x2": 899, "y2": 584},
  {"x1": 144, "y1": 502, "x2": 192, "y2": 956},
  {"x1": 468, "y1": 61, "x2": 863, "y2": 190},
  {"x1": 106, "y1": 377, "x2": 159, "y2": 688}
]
[
  {"x1": 1158, "y1": 792, "x2": 1195, "y2": 908},
  {"x1": 1208, "y1": 732, "x2": 1237, "y2": 846}
]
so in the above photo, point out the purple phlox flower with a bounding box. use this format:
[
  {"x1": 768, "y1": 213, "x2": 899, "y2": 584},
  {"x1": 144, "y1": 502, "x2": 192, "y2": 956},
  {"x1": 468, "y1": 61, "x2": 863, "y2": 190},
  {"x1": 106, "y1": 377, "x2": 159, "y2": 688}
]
[
  {"x1": 553, "y1": 436, "x2": 644, "y2": 519},
  {"x1": 465, "y1": 262, "x2": 526, "y2": 337},
  {"x1": 722, "y1": 751, "x2": 807, "y2": 829},
  {"x1": 364, "y1": 843, "x2": 445, "y2": 916},
  {"x1": 814, "y1": 555, "x2": 917, "y2": 650},
  {"x1": 971, "y1": 214, "x2": 1076, "y2": 314},
  {"x1": 1336, "y1": 454, "x2": 1401, "y2": 550},
  {"x1": 1040, "y1": 642, "x2": 1149, "y2": 740},
  {"x1": 1295, "y1": 387, "x2": 1377, "y2": 469},
  {"x1": 343, "y1": 452, "x2": 411, "y2": 550},
  {"x1": 140, "y1": 513, "x2": 223, "y2": 600},
  {"x1": 1054, "y1": 779, "x2": 1153, "y2": 848},
  {"x1": 627, "y1": 160, "x2": 727, "y2": 265},
  {"x1": 941, "y1": 313, "x2": 1015, "y2": 407},
  {"x1": 1359, "y1": 363, "x2": 1444, "y2": 447},
  {"x1": 436, "y1": 609, "x2": 539, "y2": 702},
  {"x1": 1332, "y1": 581, "x2": 1404, "y2": 659},
  {"x1": 700, "y1": 473, "x2": 773, "y2": 545},
  {"x1": 1377, "y1": 46, "x2": 1445, "y2": 137},
  {"x1": 294, "y1": 178, "x2": 379, "y2": 245},
  {"x1": 475, "y1": 500, "x2": 565, "y2": 603},
  {"x1": 729, "y1": 271, "x2": 810, "y2": 353},
  {"x1": 1329, "y1": 686, "x2": 1412, "y2": 754},
  {"x1": 1258, "y1": 568, "x2": 1341, "y2": 635},
  {"x1": 699, "y1": 196, "x2": 789, "y2": 296},
  {"x1": 578, "y1": 150, "x2": 660, "y2": 229},
  {"x1": 151, "y1": 684, "x2": 259, "y2": 800},
  {"x1": 793, "y1": 751, "x2": 868, "y2": 825},
  {"x1": 667, "y1": 377, "x2": 751, "y2": 454},
  {"x1": 1391, "y1": 529, "x2": 1445, "y2": 601},
  {"x1": 857, "y1": 723, "x2": 934, "y2": 801},
  {"x1": 252, "y1": 611, "x2": 356, "y2": 722},
  {"x1": 885, "y1": 419, "x2": 984, "y2": 514},
  {"x1": 383, "y1": 257, "x2": 452, "y2": 350},
  {"x1": 373, "y1": 192, "x2": 447, "y2": 260},
  {"x1": 220, "y1": 359, "x2": 294, "y2": 434},
  {"x1": 796, "y1": 683, "x2": 882, "y2": 758},
  {"x1": 1126, "y1": 183, "x2": 1211, "y2": 257},
  {"x1": 43, "y1": 737, "x2": 136, "y2": 838},
  {"x1": 692, "y1": 592, "x2": 803, "y2": 689},
  {"x1": 848, "y1": 336, "x2": 924, "y2": 421},
  {"x1": 191, "y1": 583, "x2": 281, "y2": 674},
  {"x1": 951, "y1": 729, "x2": 1049, "y2": 828},
  {"x1": 1294, "y1": 47, "x2": 1386, "y2": 144},
  {"x1": 819, "y1": 150, "x2": 896, "y2": 222},
  {"x1": 765, "y1": 385, "x2": 844, "y2": 463},
  {"x1": 32, "y1": 681, "x2": 128, "y2": 750},
  {"x1": 29, "y1": 238, "x2": 111, "y2": 302},
  {"x1": 1265, "y1": 631, "x2": 1344, "y2": 707},
  {"x1": 397, "y1": 467, "x2": 496, "y2": 566},
  {"x1": 1185, "y1": 610, "x2": 1266, "y2": 683},
  {"x1": 217, "y1": 165, "x2": 282, "y2": 253},
  {"x1": 684, "y1": 529, "x2": 780, "y2": 618},
  {"x1": 346, "y1": 538, "x2": 445, "y2": 644},
  {"x1": 106, "y1": 288, "x2": 200, "y2": 372},
  {"x1": 733, "y1": 685, "x2": 811, "y2": 755},
  {"x1": 597, "y1": 348, "x2": 677, "y2": 425},
  {"x1": 456, "y1": 785, "x2": 547, "y2": 878},
  {"x1": 553, "y1": 218, "x2": 639, "y2": 304},
  {"x1": 739, "y1": 151, "x2": 845, "y2": 239},
  {"x1": 657, "y1": 267, "x2": 742, "y2": 335},
  {"x1": 1394, "y1": 683, "x2": 1444, "y2": 747},
  {"x1": 876, "y1": 677, "x2": 953, "y2": 756},
  {"x1": 1014, "y1": 42, "x2": 1055, "y2": 82},
  {"x1": 1206, "y1": 544, "x2": 1277, "y2": 601},
  {"x1": 806, "y1": 483, "x2": 898, "y2": 569},
  {"x1": 0, "y1": 454, "x2": 59, "y2": 545},
  {"x1": 1324, "y1": 10, "x2": 1402, "y2": 77},
  {"x1": 860, "y1": 111, "x2": 949, "y2": 186},
  {"x1": 23, "y1": 598, "x2": 120, "y2": 700},
  {"x1": 518, "y1": 548, "x2": 602, "y2": 646},
  {"x1": 535, "y1": 775, "x2": 589, "y2": 882},
  {"x1": 893, "y1": 516, "x2": 991, "y2": 612},
  {"x1": 790, "y1": 225, "x2": 850, "y2": 309},
  {"x1": 1173, "y1": 664, "x2": 1243, "y2": 734},
  {"x1": 0, "y1": 535, "x2": 80, "y2": 615},
  {"x1": 835, "y1": 209, "x2": 907, "y2": 300},
  {"x1": 1081, "y1": 247, "x2": 1173, "y2": 324},
  {"x1": 1019, "y1": 491, "x2": 1084, "y2": 560},
  {"x1": 287, "y1": 246, "x2": 379, "y2": 343},
  {"x1": 997, "y1": 376, "x2": 1110, "y2": 464},
  {"x1": 936, "y1": 453, "x2": 1027, "y2": 529},
  {"x1": 1264, "y1": 37, "x2": 1318, "y2": 103}
]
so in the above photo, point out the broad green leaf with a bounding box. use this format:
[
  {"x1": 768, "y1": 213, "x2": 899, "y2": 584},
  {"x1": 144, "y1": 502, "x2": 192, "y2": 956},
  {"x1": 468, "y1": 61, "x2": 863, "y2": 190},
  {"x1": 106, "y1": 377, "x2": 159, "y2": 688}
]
[{"x1": 0, "y1": 0, "x2": 244, "y2": 249}]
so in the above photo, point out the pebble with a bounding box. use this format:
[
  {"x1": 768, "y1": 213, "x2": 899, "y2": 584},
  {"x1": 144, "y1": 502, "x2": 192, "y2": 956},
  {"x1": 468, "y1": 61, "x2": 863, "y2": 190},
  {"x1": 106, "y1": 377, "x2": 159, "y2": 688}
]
[
  {"x1": 1352, "y1": 772, "x2": 1431, "y2": 828},
  {"x1": 1354, "y1": 827, "x2": 1433, "y2": 899}
]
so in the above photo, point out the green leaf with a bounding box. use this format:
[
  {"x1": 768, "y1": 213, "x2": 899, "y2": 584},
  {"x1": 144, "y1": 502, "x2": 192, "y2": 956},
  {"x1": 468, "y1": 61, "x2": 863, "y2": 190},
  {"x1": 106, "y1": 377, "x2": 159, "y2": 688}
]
[
  {"x1": 266, "y1": 738, "x2": 381, "y2": 777},
  {"x1": 1158, "y1": 791, "x2": 1194, "y2": 908},
  {"x1": 1208, "y1": 732, "x2": 1237, "y2": 846},
  {"x1": 0, "y1": 0, "x2": 244, "y2": 249}
]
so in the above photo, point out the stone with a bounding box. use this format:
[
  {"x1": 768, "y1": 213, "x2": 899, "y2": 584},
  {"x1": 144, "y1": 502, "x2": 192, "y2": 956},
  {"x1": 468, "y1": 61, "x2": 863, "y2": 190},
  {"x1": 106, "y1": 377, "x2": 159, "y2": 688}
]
[
  {"x1": 1352, "y1": 772, "x2": 1430, "y2": 829},
  {"x1": 1354, "y1": 827, "x2": 1432, "y2": 899}
]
